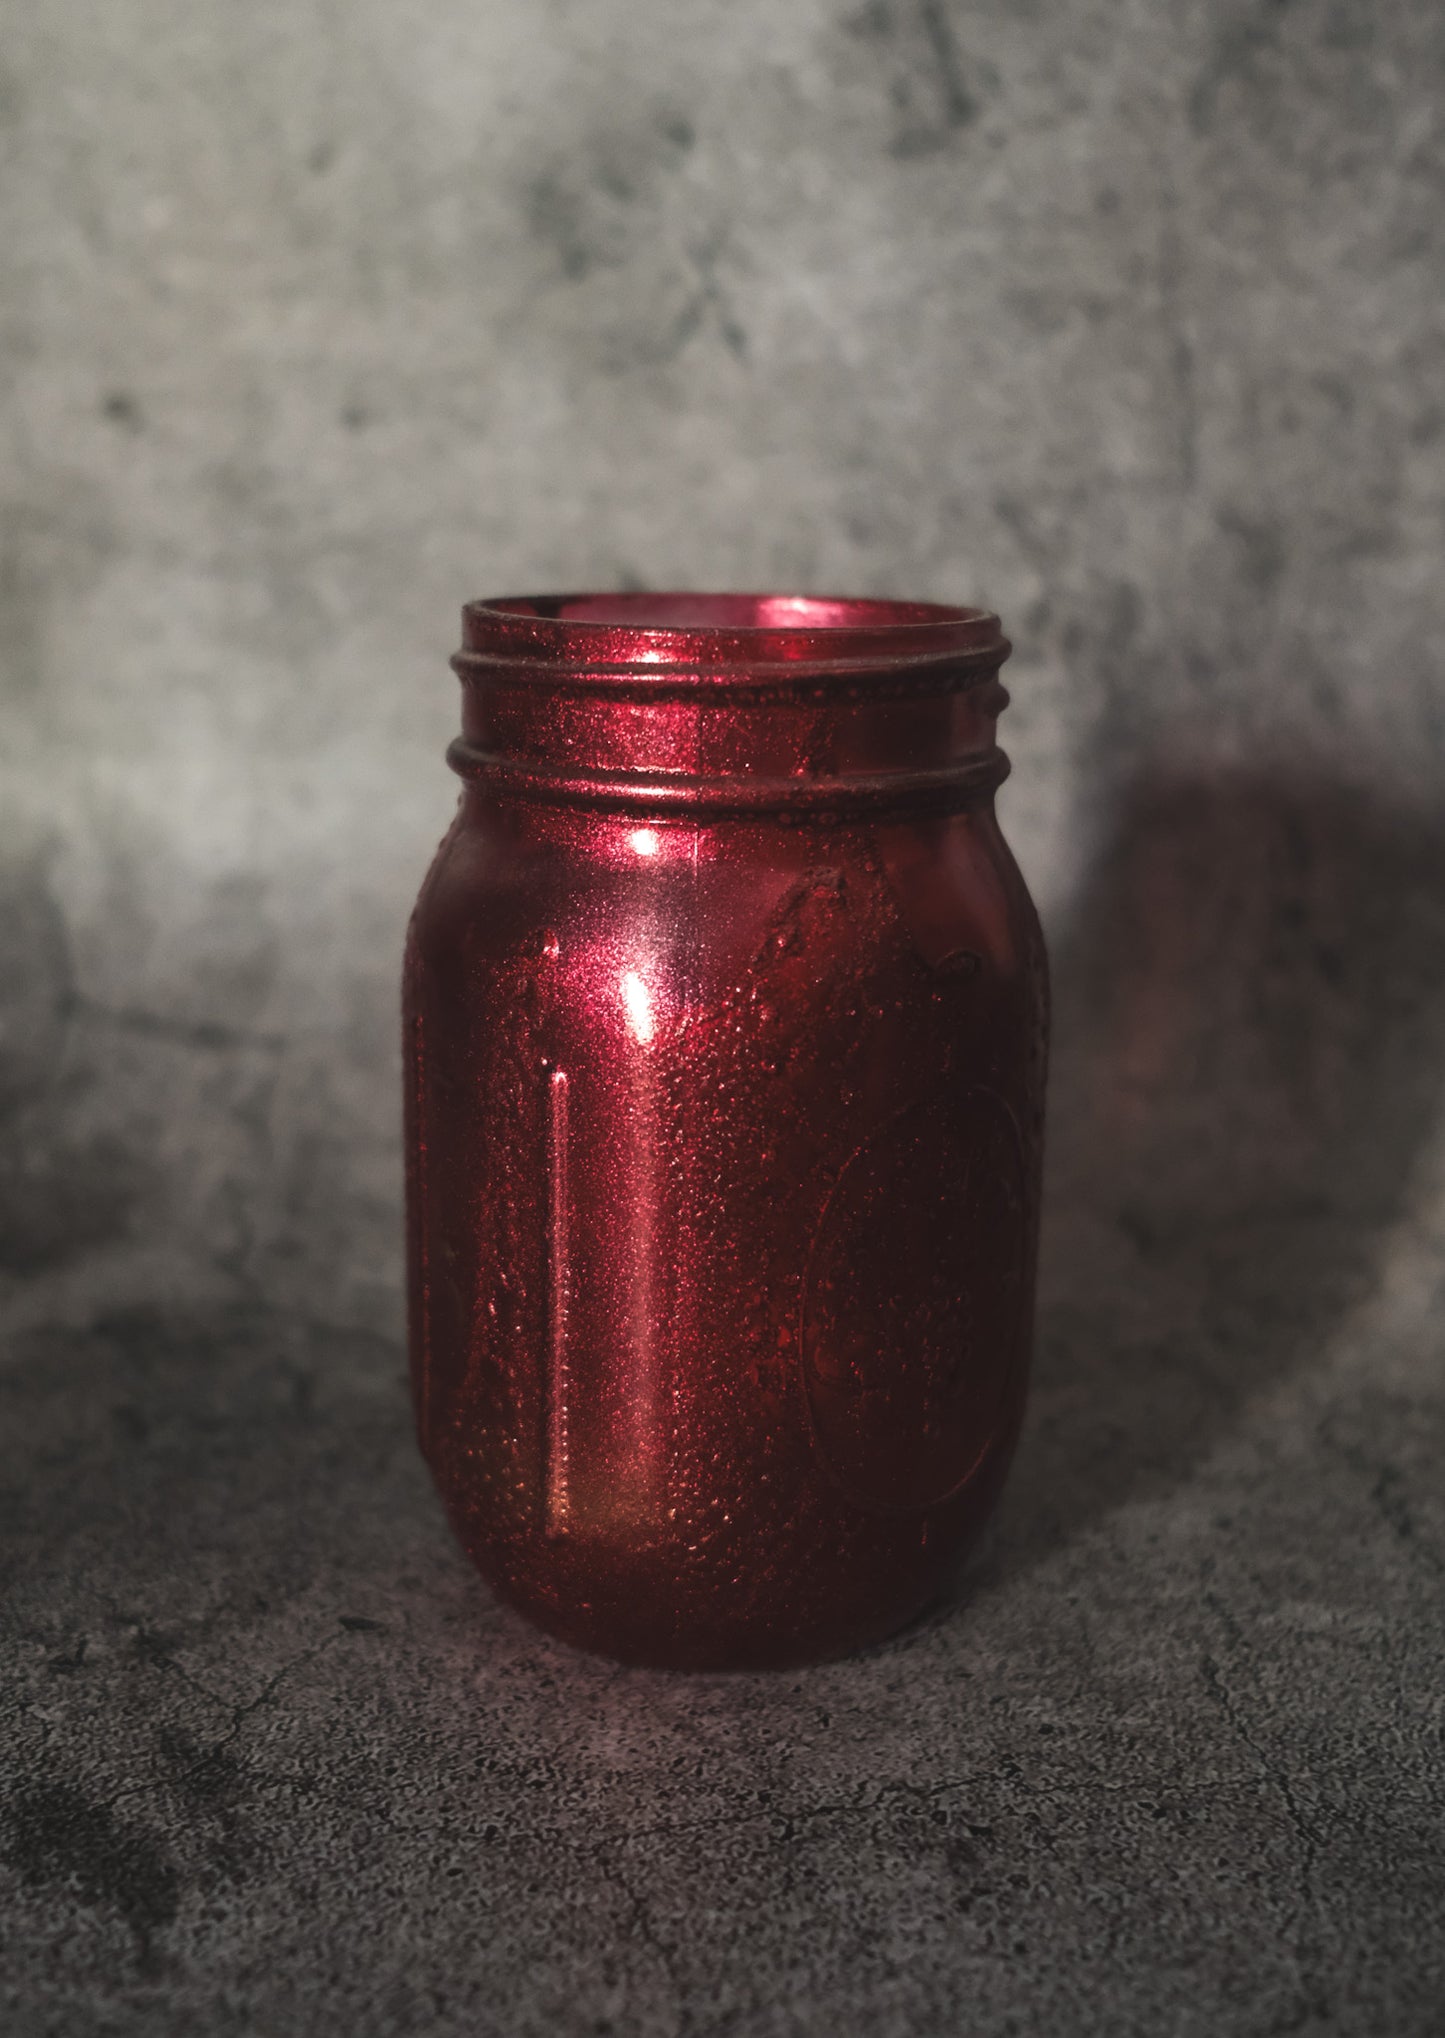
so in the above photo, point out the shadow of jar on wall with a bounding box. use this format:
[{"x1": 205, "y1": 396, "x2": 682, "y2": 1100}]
[{"x1": 998, "y1": 764, "x2": 1445, "y2": 1576}]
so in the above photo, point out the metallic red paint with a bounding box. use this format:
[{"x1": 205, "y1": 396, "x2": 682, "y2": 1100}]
[{"x1": 404, "y1": 593, "x2": 1048, "y2": 1668}]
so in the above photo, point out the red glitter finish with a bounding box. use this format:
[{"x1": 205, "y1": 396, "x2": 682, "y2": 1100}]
[{"x1": 404, "y1": 593, "x2": 1048, "y2": 1669}]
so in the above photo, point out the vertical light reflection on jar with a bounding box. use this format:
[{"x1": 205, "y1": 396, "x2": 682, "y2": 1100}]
[
  {"x1": 615, "y1": 955, "x2": 667, "y2": 1532},
  {"x1": 620, "y1": 968, "x2": 655, "y2": 1045}
]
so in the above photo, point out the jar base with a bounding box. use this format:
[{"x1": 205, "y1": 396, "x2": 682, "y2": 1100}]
[{"x1": 461, "y1": 1530, "x2": 992, "y2": 1673}]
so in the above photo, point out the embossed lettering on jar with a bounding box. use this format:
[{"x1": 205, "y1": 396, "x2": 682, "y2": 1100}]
[{"x1": 404, "y1": 593, "x2": 1048, "y2": 1669}]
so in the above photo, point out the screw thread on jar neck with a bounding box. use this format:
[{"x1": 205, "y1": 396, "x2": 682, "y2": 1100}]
[{"x1": 450, "y1": 592, "x2": 1013, "y2": 819}]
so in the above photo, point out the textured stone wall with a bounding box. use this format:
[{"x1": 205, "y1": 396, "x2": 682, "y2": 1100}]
[{"x1": 3, "y1": 0, "x2": 1440, "y2": 1339}]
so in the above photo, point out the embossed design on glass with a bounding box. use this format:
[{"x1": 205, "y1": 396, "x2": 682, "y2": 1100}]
[{"x1": 801, "y1": 1088, "x2": 1027, "y2": 1516}]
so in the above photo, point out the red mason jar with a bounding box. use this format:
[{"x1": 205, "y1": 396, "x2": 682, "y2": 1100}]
[{"x1": 404, "y1": 593, "x2": 1048, "y2": 1669}]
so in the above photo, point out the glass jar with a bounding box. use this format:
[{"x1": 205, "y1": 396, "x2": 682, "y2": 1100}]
[{"x1": 404, "y1": 593, "x2": 1047, "y2": 1668}]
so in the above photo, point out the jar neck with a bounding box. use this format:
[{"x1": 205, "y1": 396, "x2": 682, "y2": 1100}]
[{"x1": 449, "y1": 593, "x2": 1012, "y2": 820}]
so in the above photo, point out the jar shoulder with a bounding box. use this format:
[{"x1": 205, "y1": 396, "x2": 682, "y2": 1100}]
[{"x1": 407, "y1": 801, "x2": 1043, "y2": 994}]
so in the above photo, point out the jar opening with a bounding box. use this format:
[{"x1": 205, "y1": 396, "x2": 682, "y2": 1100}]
[
  {"x1": 486, "y1": 592, "x2": 987, "y2": 635},
  {"x1": 463, "y1": 592, "x2": 1006, "y2": 676}
]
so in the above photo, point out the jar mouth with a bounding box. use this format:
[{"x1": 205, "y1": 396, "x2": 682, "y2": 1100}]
[{"x1": 462, "y1": 591, "x2": 1005, "y2": 672}]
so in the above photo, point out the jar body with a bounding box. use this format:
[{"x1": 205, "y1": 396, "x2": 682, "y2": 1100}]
[{"x1": 404, "y1": 595, "x2": 1047, "y2": 1669}]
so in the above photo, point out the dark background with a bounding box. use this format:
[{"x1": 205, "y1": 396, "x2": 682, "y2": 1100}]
[{"x1": 2, "y1": 3, "x2": 1443, "y2": 2031}]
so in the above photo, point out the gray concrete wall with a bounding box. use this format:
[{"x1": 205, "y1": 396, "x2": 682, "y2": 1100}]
[
  {"x1": 2, "y1": 4, "x2": 1443, "y2": 2031},
  {"x1": 3, "y1": 0, "x2": 1441, "y2": 1339}
]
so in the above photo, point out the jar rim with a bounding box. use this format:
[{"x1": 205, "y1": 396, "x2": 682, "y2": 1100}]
[{"x1": 461, "y1": 591, "x2": 1005, "y2": 671}]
